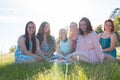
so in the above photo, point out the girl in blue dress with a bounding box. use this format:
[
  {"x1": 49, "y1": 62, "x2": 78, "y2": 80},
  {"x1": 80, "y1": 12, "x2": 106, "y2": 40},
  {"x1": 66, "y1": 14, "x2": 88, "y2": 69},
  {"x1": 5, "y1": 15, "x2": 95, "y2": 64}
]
[
  {"x1": 37, "y1": 22, "x2": 55, "y2": 60},
  {"x1": 53, "y1": 28, "x2": 71, "y2": 60},
  {"x1": 98, "y1": 19, "x2": 117, "y2": 58},
  {"x1": 15, "y1": 21, "x2": 46, "y2": 63}
]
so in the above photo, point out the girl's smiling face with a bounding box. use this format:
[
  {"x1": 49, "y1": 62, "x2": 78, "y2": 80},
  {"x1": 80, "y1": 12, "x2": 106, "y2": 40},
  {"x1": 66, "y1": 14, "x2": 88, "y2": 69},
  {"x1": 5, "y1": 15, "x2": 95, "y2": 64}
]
[
  {"x1": 104, "y1": 21, "x2": 112, "y2": 32},
  {"x1": 27, "y1": 23, "x2": 36, "y2": 35},
  {"x1": 79, "y1": 21, "x2": 87, "y2": 32},
  {"x1": 44, "y1": 23, "x2": 50, "y2": 33}
]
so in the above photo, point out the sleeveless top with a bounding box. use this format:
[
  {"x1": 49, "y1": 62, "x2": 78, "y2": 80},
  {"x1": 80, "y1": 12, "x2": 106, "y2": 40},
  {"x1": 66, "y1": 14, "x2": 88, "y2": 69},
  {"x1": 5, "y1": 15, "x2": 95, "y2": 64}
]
[
  {"x1": 100, "y1": 33, "x2": 116, "y2": 58},
  {"x1": 41, "y1": 39, "x2": 49, "y2": 53},
  {"x1": 15, "y1": 35, "x2": 33, "y2": 54},
  {"x1": 59, "y1": 39, "x2": 70, "y2": 54},
  {"x1": 40, "y1": 36, "x2": 55, "y2": 56},
  {"x1": 71, "y1": 38, "x2": 78, "y2": 53}
]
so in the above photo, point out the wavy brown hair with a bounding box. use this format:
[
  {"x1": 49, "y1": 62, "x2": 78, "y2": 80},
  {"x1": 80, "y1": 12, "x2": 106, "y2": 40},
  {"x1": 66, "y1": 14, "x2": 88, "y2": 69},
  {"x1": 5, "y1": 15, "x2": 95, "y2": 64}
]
[
  {"x1": 37, "y1": 21, "x2": 52, "y2": 46},
  {"x1": 104, "y1": 19, "x2": 114, "y2": 32},
  {"x1": 25, "y1": 21, "x2": 36, "y2": 54},
  {"x1": 79, "y1": 17, "x2": 93, "y2": 35}
]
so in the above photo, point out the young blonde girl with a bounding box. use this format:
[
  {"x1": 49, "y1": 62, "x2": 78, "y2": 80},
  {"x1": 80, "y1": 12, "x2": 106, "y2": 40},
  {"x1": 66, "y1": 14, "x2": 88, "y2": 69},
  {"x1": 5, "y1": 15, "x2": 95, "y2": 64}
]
[{"x1": 53, "y1": 28, "x2": 71, "y2": 60}]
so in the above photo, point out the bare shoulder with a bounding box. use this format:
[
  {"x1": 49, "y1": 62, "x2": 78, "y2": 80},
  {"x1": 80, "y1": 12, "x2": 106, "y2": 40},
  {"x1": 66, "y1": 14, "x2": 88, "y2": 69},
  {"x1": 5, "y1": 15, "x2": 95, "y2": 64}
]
[
  {"x1": 97, "y1": 32, "x2": 102, "y2": 37},
  {"x1": 18, "y1": 35, "x2": 25, "y2": 42},
  {"x1": 35, "y1": 37, "x2": 39, "y2": 44},
  {"x1": 110, "y1": 32, "x2": 117, "y2": 39}
]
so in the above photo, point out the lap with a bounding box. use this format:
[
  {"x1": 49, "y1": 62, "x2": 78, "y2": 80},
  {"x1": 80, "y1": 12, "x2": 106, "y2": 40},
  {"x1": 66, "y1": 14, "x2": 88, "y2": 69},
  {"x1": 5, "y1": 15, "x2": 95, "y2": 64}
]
[{"x1": 15, "y1": 51, "x2": 37, "y2": 63}]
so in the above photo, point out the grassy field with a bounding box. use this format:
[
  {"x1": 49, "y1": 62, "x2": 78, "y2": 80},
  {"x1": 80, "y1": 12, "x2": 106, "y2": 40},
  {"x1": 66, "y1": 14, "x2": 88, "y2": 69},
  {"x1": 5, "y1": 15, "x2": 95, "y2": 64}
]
[
  {"x1": 0, "y1": 48, "x2": 120, "y2": 80},
  {"x1": 116, "y1": 47, "x2": 120, "y2": 58}
]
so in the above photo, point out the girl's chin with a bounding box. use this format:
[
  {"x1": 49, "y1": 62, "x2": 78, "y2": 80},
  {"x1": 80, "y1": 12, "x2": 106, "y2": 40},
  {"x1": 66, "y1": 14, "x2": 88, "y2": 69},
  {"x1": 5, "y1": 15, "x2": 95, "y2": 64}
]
[{"x1": 29, "y1": 33, "x2": 34, "y2": 35}]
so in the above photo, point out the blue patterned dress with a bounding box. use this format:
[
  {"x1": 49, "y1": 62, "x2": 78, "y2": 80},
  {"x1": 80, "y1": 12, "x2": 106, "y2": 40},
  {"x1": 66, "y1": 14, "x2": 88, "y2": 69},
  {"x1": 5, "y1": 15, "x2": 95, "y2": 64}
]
[
  {"x1": 52, "y1": 39, "x2": 71, "y2": 59},
  {"x1": 40, "y1": 36, "x2": 55, "y2": 58},
  {"x1": 59, "y1": 39, "x2": 70, "y2": 54},
  {"x1": 15, "y1": 35, "x2": 37, "y2": 63},
  {"x1": 100, "y1": 34, "x2": 117, "y2": 58}
]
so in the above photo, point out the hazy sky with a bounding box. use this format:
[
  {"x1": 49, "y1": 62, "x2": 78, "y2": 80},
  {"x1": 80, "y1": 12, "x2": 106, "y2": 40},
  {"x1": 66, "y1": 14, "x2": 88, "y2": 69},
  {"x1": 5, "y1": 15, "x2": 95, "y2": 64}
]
[{"x1": 0, "y1": 0, "x2": 120, "y2": 53}]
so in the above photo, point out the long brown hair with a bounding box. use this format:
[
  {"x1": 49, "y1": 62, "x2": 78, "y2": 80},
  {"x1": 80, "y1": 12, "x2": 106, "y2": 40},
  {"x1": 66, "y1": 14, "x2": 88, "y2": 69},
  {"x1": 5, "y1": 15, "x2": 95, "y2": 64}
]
[
  {"x1": 25, "y1": 21, "x2": 36, "y2": 54},
  {"x1": 37, "y1": 21, "x2": 52, "y2": 46},
  {"x1": 79, "y1": 17, "x2": 93, "y2": 35},
  {"x1": 104, "y1": 19, "x2": 114, "y2": 32}
]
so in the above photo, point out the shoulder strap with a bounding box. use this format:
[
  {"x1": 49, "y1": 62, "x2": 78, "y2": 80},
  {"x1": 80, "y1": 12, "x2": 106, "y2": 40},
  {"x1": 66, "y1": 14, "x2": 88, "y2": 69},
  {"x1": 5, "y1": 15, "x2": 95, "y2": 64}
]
[
  {"x1": 109, "y1": 33, "x2": 113, "y2": 37},
  {"x1": 100, "y1": 32, "x2": 104, "y2": 37}
]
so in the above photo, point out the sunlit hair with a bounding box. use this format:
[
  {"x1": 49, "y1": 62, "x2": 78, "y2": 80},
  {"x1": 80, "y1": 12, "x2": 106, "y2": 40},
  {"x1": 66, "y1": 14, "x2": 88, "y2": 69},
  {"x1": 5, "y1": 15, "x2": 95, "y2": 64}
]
[
  {"x1": 25, "y1": 21, "x2": 36, "y2": 54},
  {"x1": 69, "y1": 22, "x2": 78, "y2": 37},
  {"x1": 37, "y1": 21, "x2": 52, "y2": 45},
  {"x1": 70, "y1": 22, "x2": 77, "y2": 28},
  {"x1": 56, "y1": 28, "x2": 68, "y2": 45},
  {"x1": 104, "y1": 19, "x2": 114, "y2": 32},
  {"x1": 79, "y1": 17, "x2": 93, "y2": 35}
]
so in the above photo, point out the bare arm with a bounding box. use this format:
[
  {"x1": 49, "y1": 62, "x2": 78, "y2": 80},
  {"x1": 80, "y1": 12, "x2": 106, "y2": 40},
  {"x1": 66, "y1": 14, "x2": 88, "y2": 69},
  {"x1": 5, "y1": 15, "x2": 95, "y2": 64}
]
[
  {"x1": 69, "y1": 40, "x2": 73, "y2": 54},
  {"x1": 49, "y1": 36, "x2": 56, "y2": 54},
  {"x1": 55, "y1": 40, "x2": 60, "y2": 53},
  {"x1": 103, "y1": 33, "x2": 117, "y2": 52},
  {"x1": 40, "y1": 49, "x2": 49, "y2": 57},
  {"x1": 19, "y1": 37, "x2": 35, "y2": 56},
  {"x1": 36, "y1": 38, "x2": 45, "y2": 56},
  {"x1": 36, "y1": 38, "x2": 47, "y2": 60},
  {"x1": 97, "y1": 33, "x2": 102, "y2": 41},
  {"x1": 75, "y1": 36, "x2": 80, "y2": 52},
  {"x1": 37, "y1": 39, "x2": 49, "y2": 57},
  {"x1": 19, "y1": 36, "x2": 44, "y2": 61}
]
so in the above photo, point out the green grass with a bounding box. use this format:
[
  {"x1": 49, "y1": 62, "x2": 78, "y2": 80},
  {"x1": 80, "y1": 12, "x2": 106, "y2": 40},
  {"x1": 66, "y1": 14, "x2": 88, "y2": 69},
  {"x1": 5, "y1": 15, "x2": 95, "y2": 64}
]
[
  {"x1": 0, "y1": 48, "x2": 120, "y2": 80},
  {"x1": 117, "y1": 47, "x2": 120, "y2": 58}
]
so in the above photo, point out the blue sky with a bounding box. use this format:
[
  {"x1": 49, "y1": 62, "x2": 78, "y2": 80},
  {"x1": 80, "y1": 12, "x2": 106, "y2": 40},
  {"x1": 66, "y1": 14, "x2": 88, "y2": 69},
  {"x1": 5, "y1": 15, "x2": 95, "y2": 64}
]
[{"x1": 0, "y1": 0, "x2": 120, "y2": 53}]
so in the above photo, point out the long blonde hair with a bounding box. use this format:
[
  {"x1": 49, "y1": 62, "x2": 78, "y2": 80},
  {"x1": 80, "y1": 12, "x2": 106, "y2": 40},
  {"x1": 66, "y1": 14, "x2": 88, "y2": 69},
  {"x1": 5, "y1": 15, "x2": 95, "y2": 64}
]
[
  {"x1": 56, "y1": 28, "x2": 68, "y2": 45},
  {"x1": 55, "y1": 28, "x2": 68, "y2": 52},
  {"x1": 69, "y1": 22, "x2": 78, "y2": 39}
]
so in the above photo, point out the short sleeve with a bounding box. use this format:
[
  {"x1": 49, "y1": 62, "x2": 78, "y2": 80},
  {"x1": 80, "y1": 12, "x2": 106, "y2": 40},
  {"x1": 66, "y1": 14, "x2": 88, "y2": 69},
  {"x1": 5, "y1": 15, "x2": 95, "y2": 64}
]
[{"x1": 91, "y1": 32, "x2": 104, "y2": 60}]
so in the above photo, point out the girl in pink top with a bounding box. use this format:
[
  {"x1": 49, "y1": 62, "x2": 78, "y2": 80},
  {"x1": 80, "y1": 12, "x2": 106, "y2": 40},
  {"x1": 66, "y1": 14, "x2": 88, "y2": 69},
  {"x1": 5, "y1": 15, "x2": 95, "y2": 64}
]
[{"x1": 69, "y1": 17, "x2": 113, "y2": 63}]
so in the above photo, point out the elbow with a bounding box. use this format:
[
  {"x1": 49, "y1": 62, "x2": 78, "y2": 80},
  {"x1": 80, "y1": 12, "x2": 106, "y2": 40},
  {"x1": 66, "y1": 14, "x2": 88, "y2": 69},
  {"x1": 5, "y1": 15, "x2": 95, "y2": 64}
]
[
  {"x1": 110, "y1": 47, "x2": 115, "y2": 51},
  {"x1": 103, "y1": 47, "x2": 115, "y2": 52},
  {"x1": 22, "y1": 49, "x2": 29, "y2": 55},
  {"x1": 109, "y1": 45, "x2": 116, "y2": 51}
]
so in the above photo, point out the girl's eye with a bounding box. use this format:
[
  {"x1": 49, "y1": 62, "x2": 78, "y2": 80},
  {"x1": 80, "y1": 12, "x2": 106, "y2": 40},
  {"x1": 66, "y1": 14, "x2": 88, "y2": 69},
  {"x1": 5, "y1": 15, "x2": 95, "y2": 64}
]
[
  {"x1": 106, "y1": 25, "x2": 112, "y2": 27},
  {"x1": 29, "y1": 26, "x2": 34, "y2": 29},
  {"x1": 80, "y1": 24, "x2": 86, "y2": 27}
]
